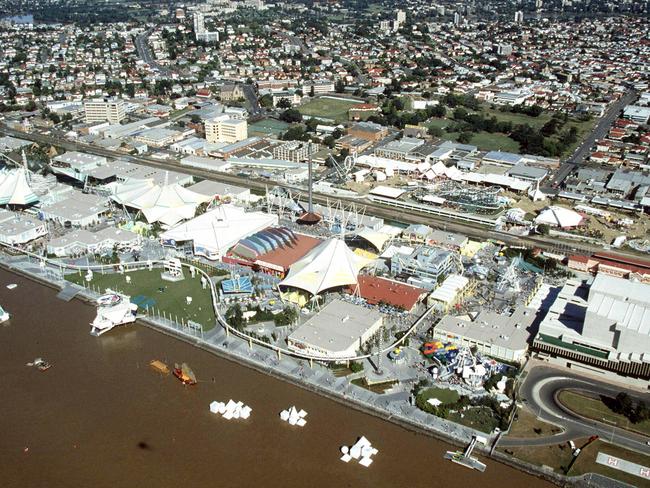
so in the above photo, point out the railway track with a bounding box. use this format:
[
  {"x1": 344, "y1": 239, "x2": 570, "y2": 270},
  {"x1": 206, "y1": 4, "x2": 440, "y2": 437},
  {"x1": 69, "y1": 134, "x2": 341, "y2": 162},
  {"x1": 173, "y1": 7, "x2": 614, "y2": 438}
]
[{"x1": 1, "y1": 126, "x2": 644, "y2": 261}]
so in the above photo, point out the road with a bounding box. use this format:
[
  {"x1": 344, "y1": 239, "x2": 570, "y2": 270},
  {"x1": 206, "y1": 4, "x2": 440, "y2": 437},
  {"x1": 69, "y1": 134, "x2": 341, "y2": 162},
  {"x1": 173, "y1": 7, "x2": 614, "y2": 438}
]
[
  {"x1": 545, "y1": 90, "x2": 638, "y2": 191},
  {"x1": 242, "y1": 84, "x2": 261, "y2": 116},
  {"x1": 2, "y1": 125, "x2": 649, "y2": 264},
  {"x1": 271, "y1": 28, "x2": 367, "y2": 86},
  {"x1": 135, "y1": 29, "x2": 172, "y2": 76},
  {"x1": 501, "y1": 365, "x2": 650, "y2": 454}
]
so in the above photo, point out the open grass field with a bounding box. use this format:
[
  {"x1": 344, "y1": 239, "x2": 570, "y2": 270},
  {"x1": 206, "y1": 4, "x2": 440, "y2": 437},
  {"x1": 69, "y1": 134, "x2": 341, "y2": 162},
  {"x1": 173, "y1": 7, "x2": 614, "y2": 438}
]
[
  {"x1": 428, "y1": 105, "x2": 595, "y2": 155},
  {"x1": 558, "y1": 390, "x2": 650, "y2": 436},
  {"x1": 447, "y1": 406, "x2": 500, "y2": 434},
  {"x1": 506, "y1": 406, "x2": 564, "y2": 439},
  {"x1": 299, "y1": 97, "x2": 363, "y2": 122},
  {"x1": 66, "y1": 268, "x2": 216, "y2": 331},
  {"x1": 418, "y1": 387, "x2": 460, "y2": 404},
  {"x1": 570, "y1": 439, "x2": 650, "y2": 486},
  {"x1": 500, "y1": 440, "x2": 580, "y2": 473},
  {"x1": 249, "y1": 118, "x2": 289, "y2": 137}
]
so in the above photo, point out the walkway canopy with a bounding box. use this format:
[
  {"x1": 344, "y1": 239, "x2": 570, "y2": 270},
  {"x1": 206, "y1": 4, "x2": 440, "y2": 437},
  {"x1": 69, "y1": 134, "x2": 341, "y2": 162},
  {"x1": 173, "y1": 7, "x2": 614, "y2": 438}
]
[
  {"x1": 0, "y1": 168, "x2": 39, "y2": 206},
  {"x1": 279, "y1": 237, "x2": 374, "y2": 296},
  {"x1": 111, "y1": 180, "x2": 211, "y2": 227}
]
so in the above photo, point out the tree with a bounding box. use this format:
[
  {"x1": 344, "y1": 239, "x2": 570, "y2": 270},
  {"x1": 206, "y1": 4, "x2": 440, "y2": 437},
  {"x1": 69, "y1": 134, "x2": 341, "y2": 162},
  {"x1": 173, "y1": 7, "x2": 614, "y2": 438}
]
[
  {"x1": 457, "y1": 131, "x2": 473, "y2": 144},
  {"x1": 259, "y1": 94, "x2": 273, "y2": 108},
  {"x1": 279, "y1": 108, "x2": 302, "y2": 123},
  {"x1": 226, "y1": 304, "x2": 244, "y2": 331},
  {"x1": 276, "y1": 97, "x2": 292, "y2": 109},
  {"x1": 309, "y1": 85, "x2": 315, "y2": 97},
  {"x1": 453, "y1": 107, "x2": 468, "y2": 121},
  {"x1": 537, "y1": 223, "x2": 550, "y2": 235},
  {"x1": 282, "y1": 125, "x2": 308, "y2": 141},
  {"x1": 190, "y1": 114, "x2": 201, "y2": 124},
  {"x1": 334, "y1": 79, "x2": 345, "y2": 93}
]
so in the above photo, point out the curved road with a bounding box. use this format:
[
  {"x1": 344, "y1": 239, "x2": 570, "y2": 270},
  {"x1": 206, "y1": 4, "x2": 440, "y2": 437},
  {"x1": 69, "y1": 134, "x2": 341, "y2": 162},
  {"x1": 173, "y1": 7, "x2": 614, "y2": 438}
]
[{"x1": 501, "y1": 365, "x2": 650, "y2": 453}]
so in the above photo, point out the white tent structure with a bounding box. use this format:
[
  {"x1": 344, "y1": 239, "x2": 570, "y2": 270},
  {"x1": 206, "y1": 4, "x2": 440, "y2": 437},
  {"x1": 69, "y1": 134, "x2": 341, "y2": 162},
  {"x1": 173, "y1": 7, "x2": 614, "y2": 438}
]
[
  {"x1": 279, "y1": 237, "x2": 374, "y2": 297},
  {"x1": 0, "y1": 168, "x2": 39, "y2": 206},
  {"x1": 356, "y1": 228, "x2": 392, "y2": 252},
  {"x1": 160, "y1": 204, "x2": 278, "y2": 260},
  {"x1": 111, "y1": 179, "x2": 211, "y2": 227},
  {"x1": 535, "y1": 206, "x2": 584, "y2": 228}
]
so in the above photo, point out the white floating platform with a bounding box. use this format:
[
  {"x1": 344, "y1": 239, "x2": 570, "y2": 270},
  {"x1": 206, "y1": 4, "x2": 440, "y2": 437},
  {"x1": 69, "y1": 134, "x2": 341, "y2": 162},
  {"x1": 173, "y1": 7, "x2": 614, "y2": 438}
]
[
  {"x1": 340, "y1": 436, "x2": 378, "y2": 468},
  {"x1": 210, "y1": 399, "x2": 252, "y2": 421},
  {"x1": 279, "y1": 406, "x2": 308, "y2": 428}
]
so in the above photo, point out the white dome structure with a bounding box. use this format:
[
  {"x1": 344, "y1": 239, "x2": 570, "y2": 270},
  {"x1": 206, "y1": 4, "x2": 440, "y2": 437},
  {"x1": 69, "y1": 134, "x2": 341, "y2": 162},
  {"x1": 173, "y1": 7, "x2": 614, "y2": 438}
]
[
  {"x1": 279, "y1": 238, "x2": 374, "y2": 297},
  {"x1": 111, "y1": 179, "x2": 211, "y2": 227},
  {"x1": 535, "y1": 206, "x2": 584, "y2": 228},
  {"x1": 0, "y1": 168, "x2": 39, "y2": 206}
]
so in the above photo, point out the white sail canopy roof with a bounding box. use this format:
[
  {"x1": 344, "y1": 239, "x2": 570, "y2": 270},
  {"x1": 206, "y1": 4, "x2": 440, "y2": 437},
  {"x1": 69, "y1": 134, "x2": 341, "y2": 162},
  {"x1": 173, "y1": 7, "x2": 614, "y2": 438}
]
[
  {"x1": 0, "y1": 168, "x2": 39, "y2": 206},
  {"x1": 160, "y1": 204, "x2": 278, "y2": 260},
  {"x1": 111, "y1": 180, "x2": 211, "y2": 226},
  {"x1": 535, "y1": 206, "x2": 583, "y2": 228},
  {"x1": 280, "y1": 238, "x2": 374, "y2": 296},
  {"x1": 356, "y1": 228, "x2": 392, "y2": 252}
]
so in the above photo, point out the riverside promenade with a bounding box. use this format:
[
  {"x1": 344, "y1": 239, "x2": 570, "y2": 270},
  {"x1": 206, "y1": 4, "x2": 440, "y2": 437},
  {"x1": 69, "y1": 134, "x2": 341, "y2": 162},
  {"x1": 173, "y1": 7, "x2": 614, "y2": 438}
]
[{"x1": 0, "y1": 250, "x2": 483, "y2": 446}]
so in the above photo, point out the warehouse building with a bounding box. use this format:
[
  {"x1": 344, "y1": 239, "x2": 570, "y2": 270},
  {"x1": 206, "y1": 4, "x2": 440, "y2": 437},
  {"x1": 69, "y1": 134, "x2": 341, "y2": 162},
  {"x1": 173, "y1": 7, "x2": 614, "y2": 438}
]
[
  {"x1": 287, "y1": 299, "x2": 383, "y2": 359},
  {"x1": 434, "y1": 306, "x2": 535, "y2": 363},
  {"x1": 534, "y1": 275, "x2": 650, "y2": 379}
]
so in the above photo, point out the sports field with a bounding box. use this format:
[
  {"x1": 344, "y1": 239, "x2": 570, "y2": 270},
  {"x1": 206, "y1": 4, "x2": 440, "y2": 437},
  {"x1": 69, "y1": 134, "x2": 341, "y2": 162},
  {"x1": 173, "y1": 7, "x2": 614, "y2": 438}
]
[
  {"x1": 298, "y1": 97, "x2": 363, "y2": 122},
  {"x1": 249, "y1": 118, "x2": 290, "y2": 136}
]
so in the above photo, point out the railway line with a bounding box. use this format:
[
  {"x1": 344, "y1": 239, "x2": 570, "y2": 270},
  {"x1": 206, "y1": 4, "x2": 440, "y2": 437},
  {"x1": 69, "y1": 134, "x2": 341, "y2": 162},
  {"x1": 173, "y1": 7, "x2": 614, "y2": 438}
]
[{"x1": 0, "y1": 125, "x2": 644, "y2": 262}]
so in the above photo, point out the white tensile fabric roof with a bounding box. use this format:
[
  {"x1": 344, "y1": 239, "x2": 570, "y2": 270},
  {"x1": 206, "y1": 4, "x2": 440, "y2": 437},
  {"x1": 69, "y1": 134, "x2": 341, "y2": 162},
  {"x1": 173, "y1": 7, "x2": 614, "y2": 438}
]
[
  {"x1": 356, "y1": 228, "x2": 392, "y2": 252},
  {"x1": 0, "y1": 168, "x2": 39, "y2": 206},
  {"x1": 160, "y1": 204, "x2": 279, "y2": 259},
  {"x1": 535, "y1": 206, "x2": 583, "y2": 228},
  {"x1": 111, "y1": 180, "x2": 211, "y2": 226},
  {"x1": 280, "y1": 237, "x2": 374, "y2": 296}
]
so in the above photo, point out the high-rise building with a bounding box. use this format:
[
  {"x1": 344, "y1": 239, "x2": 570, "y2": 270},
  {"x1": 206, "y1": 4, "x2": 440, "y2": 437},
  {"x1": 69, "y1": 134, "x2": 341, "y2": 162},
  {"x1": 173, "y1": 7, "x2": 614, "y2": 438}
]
[
  {"x1": 453, "y1": 12, "x2": 462, "y2": 27},
  {"x1": 497, "y1": 43, "x2": 513, "y2": 56},
  {"x1": 83, "y1": 97, "x2": 125, "y2": 124},
  {"x1": 514, "y1": 10, "x2": 524, "y2": 23},
  {"x1": 379, "y1": 20, "x2": 391, "y2": 33},
  {"x1": 193, "y1": 12, "x2": 219, "y2": 43},
  {"x1": 396, "y1": 9, "x2": 406, "y2": 24},
  {"x1": 205, "y1": 116, "x2": 248, "y2": 143},
  {"x1": 535, "y1": 0, "x2": 543, "y2": 10}
]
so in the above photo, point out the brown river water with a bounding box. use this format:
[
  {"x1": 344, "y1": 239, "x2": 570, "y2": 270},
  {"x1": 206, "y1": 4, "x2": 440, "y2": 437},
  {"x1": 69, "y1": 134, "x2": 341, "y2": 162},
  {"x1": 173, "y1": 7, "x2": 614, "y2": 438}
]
[{"x1": 0, "y1": 269, "x2": 552, "y2": 488}]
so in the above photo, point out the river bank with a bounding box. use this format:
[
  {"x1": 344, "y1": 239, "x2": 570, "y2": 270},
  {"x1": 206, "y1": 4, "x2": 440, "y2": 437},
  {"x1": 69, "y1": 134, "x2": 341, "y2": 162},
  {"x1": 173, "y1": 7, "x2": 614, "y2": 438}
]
[{"x1": 0, "y1": 268, "x2": 555, "y2": 488}]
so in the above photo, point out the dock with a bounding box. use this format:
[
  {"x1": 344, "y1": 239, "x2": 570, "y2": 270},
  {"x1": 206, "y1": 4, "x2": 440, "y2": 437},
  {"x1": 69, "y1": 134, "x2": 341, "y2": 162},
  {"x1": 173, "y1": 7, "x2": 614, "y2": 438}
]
[{"x1": 444, "y1": 436, "x2": 487, "y2": 472}]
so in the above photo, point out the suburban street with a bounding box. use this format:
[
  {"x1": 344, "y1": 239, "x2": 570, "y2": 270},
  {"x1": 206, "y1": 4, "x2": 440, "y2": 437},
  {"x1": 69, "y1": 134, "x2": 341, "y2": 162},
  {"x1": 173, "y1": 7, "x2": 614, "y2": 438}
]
[
  {"x1": 501, "y1": 365, "x2": 650, "y2": 453},
  {"x1": 545, "y1": 90, "x2": 638, "y2": 191},
  {"x1": 135, "y1": 29, "x2": 172, "y2": 76}
]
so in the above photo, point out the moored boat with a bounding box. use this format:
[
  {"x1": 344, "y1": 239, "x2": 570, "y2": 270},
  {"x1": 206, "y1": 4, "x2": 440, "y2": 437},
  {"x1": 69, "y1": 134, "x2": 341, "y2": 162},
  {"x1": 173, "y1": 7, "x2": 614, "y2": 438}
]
[
  {"x1": 150, "y1": 359, "x2": 170, "y2": 374},
  {"x1": 90, "y1": 290, "x2": 137, "y2": 336},
  {"x1": 0, "y1": 305, "x2": 9, "y2": 323},
  {"x1": 173, "y1": 363, "x2": 197, "y2": 385}
]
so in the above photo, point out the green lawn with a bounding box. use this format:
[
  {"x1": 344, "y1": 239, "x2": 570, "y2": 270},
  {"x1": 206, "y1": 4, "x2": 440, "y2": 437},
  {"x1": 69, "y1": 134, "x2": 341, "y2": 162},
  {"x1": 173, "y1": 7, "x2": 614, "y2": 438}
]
[
  {"x1": 558, "y1": 390, "x2": 650, "y2": 436},
  {"x1": 299, "y1": 97, "x2": 363, "y2": 122},
  {"x1": 249, "y1": 118, "x2": 289, "y2": 137},
  {"x1": 419, "y1": 387, "x2": 459, "y2": 404},
  {"x1": 429, "y1": 105, "x2": 595, "y2": 156},
  {"x1": 434, "y1": 126, "x2": 520, "y2": 152},
  {"x1": 482, "y1": 106, "x2": 552, "y2": 130},
  {"x1": 447, "y1": 406, "x2": 500, "y2": 434},
  {"x1": 66, "y1": 268, "x2": 216, "y2": 331}
]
